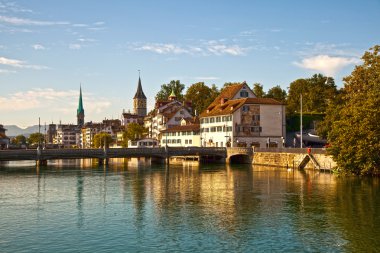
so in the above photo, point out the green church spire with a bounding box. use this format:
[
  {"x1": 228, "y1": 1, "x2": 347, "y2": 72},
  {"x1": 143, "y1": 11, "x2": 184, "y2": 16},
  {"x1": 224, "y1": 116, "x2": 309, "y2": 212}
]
[{"x1": 77, "y1": 85, "x2": 84, "y2": 114}]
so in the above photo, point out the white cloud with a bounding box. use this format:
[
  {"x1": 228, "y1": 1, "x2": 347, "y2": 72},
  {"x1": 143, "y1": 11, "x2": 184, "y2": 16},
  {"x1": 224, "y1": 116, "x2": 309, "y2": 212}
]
[
  {"x1": 69, "y1": 43, "x2": 81, "y2": 50},
  {"x1": 206, "y1": 41, "x2": 248, "y2": 56},
  {"x1": 32, "y1": 44, "x2": 45, "y2": 50},
  {"x1": 133, "y1": 41, "x2": 249, "y2": 56},
  {"x1": 0, "y1": 88, "x2": 111, "y2": 114},
  {"x1": 135, "y1": 43, "x2": 189, "y2": 55},
  {"x1": 0, "y1": 15, "x2": 69, "y2": 26},
  {"x1": 0, "y1": 56, "x2": 49, "y2": 69},
  {"x1": 0, "y1": 69, "x2": 16, "y2": 74},
  {"x1": 294, "y1": 55, "x2": 360, "y2": 76}
]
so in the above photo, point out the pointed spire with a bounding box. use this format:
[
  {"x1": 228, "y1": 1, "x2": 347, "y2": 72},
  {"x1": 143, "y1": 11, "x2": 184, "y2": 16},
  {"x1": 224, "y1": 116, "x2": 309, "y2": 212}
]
[
  {"x1": 77, "y1": 84, "x2": 84, "y2": 114},
  {"x1": 169, "y1": 89, "x2": 176, "y2": 100},
  {"x1": 133, "y1": 73, "x2": 147, "y2": 99}
]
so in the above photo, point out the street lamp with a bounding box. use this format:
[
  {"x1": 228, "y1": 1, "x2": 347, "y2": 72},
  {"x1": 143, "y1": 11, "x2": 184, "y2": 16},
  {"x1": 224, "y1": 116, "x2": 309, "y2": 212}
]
[{"x1": 300, "y1": 94, "x2": 303, "y2": 148}]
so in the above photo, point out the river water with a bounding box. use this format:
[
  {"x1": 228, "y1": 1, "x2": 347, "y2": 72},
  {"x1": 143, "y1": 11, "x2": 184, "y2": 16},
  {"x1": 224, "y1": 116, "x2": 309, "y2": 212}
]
[{"x1": 0, "y1": 160, "x2": 379, "y2": 252}]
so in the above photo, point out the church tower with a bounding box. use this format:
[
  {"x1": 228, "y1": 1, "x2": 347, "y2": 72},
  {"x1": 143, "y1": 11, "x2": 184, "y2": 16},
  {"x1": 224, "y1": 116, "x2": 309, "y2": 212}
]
[
  {"x1": 133, "y1": 75, "x2": 147, "y2": 117},
  {"x1": 77, "y1": 86, "x2": 85, "y2": 126}
]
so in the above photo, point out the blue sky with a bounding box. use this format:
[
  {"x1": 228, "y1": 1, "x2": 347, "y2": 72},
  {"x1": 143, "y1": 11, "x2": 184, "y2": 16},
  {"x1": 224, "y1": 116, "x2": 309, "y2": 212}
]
[{"x1": 1, "y1": 0, "x2": 379, "y2": 127}]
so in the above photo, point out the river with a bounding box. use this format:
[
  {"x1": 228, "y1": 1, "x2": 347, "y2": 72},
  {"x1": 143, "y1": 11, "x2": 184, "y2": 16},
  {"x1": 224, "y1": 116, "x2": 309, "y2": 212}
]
[{"x1": 0, "y1": 160, "x2": 379, "y2": 252}]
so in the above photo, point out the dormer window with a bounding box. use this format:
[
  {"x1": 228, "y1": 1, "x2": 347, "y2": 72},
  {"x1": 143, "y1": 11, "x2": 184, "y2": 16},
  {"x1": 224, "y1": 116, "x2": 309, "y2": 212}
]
[{"x1": 240, "y1": 91, "x2": 249, "y2": 97}]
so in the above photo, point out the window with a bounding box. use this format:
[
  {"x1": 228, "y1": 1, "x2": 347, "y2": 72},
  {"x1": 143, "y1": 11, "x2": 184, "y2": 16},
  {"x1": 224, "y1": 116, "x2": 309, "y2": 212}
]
[
  {"x1": 185, "y1": 140, "x2": 188, "y2": 144},
  {"x1": 204, "y1": 118, "x2": 209, "y2": 123},
  {"x1": 210, "y1": 127, "x2": 216, "y2": 132},
  {"x1": 210, "y1": 117, "x2": 215, "y2": 123},
  {"x1": 242, "y1": 105, "x2": 249, "y2": 112},
  {"x1": 222, "y1": 116, "x2": 226, "y2": 122},
  {"x1": 252, "y1": 115, "x2": 260, "y2": 121},
  {"x1": 189, "y1": 140, "x2": 192, "y2": 144},
  {"x1": 227, "y1": 115, "x2": 232, "y2": 121},
  {"x1": 240, "y1": 91, "x2": 249, "y2": 97},
  {"x1": 200, "y1": 118, "x2": 204, "y2": 124},
  {"x1": 167, "y1": 139, "x2": 171, "y2": 143},
  {"x1": 177, "y1": 139, "x2": 181, "y2": 143},
  {"x1": 204, "y1": 128, "x2": 209, "y2": 132},
  {"x1": 182, "y1": 131, "x2": 186, "y2": 136},
  {"x1": 227, "y1": 126, "x2": 232, "y2": 132},
  {"x1": 216, "y1": 116, "x2": 221, "y2": 122},
  {"x1": 217, "y1": 126, "x2": 222, "y2": 132}
]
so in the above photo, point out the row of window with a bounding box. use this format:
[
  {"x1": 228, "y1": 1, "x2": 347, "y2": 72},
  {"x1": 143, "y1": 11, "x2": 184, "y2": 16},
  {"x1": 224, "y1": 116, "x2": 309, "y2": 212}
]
[
  {"x1": 200, "y1": 115, "x2": 232, "y2": 124},
  {"x1": 201, "y1": 126, "x2": 232, "y2": 133},
  {"x1": 236, "y1": 126, "x2": 262, "y2": 133},
  {"x1": 162, "y1": 139, "x2": 193, "y2": 144},
  {"x1": 164, "y1": 131, "x2": 200, "y2": 136}
]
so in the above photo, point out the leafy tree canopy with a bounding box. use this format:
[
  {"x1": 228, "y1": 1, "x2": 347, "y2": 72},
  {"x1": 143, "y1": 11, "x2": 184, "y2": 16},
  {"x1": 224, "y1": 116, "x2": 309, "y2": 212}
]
[
  {"x1": 122, "y1": 123, "x2": 148, "y2": 147},
  {"x1": 185, "y1": 82, "x2": 220, "y2": 115},
  {"x1": 253, "y1": 83, "x2": 266, "y2": 98},
  {"x1": 93, "y1": 132, "x2": 113, "y2": 148},
  {"x1": 11, "y1": 135, "x2": 26, "y2": 145},
  {"x1": 286, "y1": 74, "x2": 337, "y2": 114},
  {"x1": 27, "y1": 133, "x2": 44, "y2": 145},
  {"x1": 155, "y1": 80, "x2": 185, "y2": 102},
  {"x1": 265, "y1": 85, "x2": 287, "y2": 102},
  {"x1": 325, "y1": 45, "x2": 380, "y2": 175}
]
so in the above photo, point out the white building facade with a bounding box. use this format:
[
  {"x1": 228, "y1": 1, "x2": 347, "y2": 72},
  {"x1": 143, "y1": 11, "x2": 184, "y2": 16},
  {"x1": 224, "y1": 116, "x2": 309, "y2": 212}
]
[{"x1": 200, "y1": 83, "x2": 286, "y2": 148}]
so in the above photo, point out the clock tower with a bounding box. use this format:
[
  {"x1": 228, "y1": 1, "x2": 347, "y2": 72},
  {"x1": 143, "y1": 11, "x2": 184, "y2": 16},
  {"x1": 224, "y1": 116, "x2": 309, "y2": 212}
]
[{"x1": 133, "y1": 75, "x2": 147, "y2": 117}]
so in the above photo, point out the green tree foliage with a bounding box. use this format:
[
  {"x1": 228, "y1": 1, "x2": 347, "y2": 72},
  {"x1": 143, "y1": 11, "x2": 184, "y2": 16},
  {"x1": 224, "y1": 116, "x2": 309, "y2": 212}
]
[
  {"x1": 253, "y1": 83, "x2": 265, "y2": 98},
  {"x1": 27, "y1": 133, "x2": 44, "y2": 145},
  {"x1": 122, "y1": 123, "x2": 148, "y2": 147},
  {"x1": 326, "y1": 45, "x2": 380, "y2": 175},
  {"x1": 185, "y1": 82, "x2": 220, "y2": 115},
  {"x1": 286, "y1": 74, "x2": 337, "y2": 114},
  {"x1": 93, "y1": 132, "x2": 113, "y2": 148},
  {"x1": 11, "y1": 135, "x2": 26, "y2": 145},
  {"x1": 155, "y1": 80, "x2": 185, "y2": 101},
  {"x1": 265, "y1": 85, "x2": 287, "y2": 102}
]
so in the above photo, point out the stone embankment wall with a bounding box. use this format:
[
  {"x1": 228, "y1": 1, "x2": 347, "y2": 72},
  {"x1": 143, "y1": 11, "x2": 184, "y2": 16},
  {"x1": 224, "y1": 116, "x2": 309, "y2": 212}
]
[{"x1": 253, "y1": 148, "x2": 336, "y2": 170}]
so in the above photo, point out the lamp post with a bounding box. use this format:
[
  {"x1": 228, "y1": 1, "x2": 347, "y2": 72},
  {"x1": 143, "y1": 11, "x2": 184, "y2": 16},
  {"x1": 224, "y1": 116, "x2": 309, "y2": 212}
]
[{"x1": 300, "y1": 94, "x2": 303, "y2": 148}]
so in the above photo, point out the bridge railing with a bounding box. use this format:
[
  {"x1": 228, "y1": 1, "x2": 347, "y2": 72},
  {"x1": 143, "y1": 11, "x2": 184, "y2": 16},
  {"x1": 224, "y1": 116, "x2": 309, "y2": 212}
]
[{"x1": 253, "y1": 147, "x2": 327, "y2": 154}]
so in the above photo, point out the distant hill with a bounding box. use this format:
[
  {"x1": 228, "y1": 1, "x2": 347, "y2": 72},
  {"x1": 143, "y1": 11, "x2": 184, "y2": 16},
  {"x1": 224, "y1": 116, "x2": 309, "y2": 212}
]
[{"x1": 4, "y1": 125, "x2": 40, "y2": 137}]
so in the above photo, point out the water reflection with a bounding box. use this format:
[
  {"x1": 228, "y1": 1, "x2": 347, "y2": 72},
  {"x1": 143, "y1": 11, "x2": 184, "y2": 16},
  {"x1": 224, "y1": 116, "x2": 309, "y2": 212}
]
[{"x1": 0, "y1": 162, "x2": 379, "y2": 252}]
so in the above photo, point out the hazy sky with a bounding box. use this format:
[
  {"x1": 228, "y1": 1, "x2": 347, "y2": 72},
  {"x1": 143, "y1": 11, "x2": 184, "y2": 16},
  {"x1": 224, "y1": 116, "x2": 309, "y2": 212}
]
[{"x1": 1, "y1": 0, "x2": 379, "y2": 127}]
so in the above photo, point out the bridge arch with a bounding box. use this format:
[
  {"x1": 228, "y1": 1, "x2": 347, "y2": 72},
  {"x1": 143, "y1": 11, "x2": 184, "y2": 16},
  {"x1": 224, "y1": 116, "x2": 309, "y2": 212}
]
[{"x1": 228, "y1": 154, "x2": 252, "y2": 164}]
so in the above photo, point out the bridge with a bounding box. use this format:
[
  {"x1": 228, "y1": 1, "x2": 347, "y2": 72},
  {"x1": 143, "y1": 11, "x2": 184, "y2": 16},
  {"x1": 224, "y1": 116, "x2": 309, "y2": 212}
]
[{"x1": 0, "y1": 147, "x2": 253, "y2": 165}]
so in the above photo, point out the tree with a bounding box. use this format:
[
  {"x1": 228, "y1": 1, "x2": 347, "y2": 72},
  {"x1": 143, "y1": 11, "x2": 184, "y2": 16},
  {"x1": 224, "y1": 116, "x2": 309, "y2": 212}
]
[
  {"x1": 286, "y1": 74, "x2": 337, "y2": 114},
  {"x1": 155, "y1": 80, "x2": 185, "y2": 101},
  {"x1": 11, "y1": 135, "x2": 26, "y2": 145},
  {"x1": 93, "y1": 132, "x2": 113, "y2": 148},
  {"x1": 122, "y1": 123, "x2": 148, "y2": 147},
  {"x1": 185, "y1": 82, "x2": 220, "y2": 115},
  {"x1": 326, "y1": 46, "x2": 380, "y2": 175},
  {"x1": 265, "y1": 85, "x2": 287, "y2": 102},
  {"x1": 253, "y1": 83, "x2": 265, "y2": 98},
  {"x1": 27, "y1": 133, "x2": 44, "y2": 146}
]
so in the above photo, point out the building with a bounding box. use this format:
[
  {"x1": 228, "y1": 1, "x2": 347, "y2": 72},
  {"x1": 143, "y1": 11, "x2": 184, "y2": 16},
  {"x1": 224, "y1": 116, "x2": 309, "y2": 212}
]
[
  {"x1": 77, "y1": 86, "x2": 85, "y2": 126},
  {"x1": 81, "y1": 119, "x2": 122, "y2": 148},
  {"x1": 0, "y1": 124, "x2": 10, "y2": 149},
  {"x1": 54, "y1": 124, "x2": 81, "y2": 148},
  {"x1": 121, "y1": 111, "x2": 143, "y2": 127},
  {"x1": 200, "y1": 83, "x2": 285, "y2": 148},
  {"x1": 145, "y1": 91, "x2": 193, "y2": 141},
  {"x1": 161, "y1": 118, "x2": 200, "y2": 147},
  {"x1": 133, "y1": 76, "x2": 147, "y2": 117},
  {"x1": 128, "y1": 138, "x2": 159, "y2": 148}
]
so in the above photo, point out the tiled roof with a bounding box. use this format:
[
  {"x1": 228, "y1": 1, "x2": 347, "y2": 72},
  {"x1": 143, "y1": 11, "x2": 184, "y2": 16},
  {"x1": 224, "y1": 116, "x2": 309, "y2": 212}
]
[
  {"x1": 161, "y1": 124, "x2": 200, "y2": 132},
  {"x1": 210, "y1": 84, "x2": 244, "y2": 106},
  {"x1": 200, "y1": 97, "x2": 283, "y2": 117}
]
